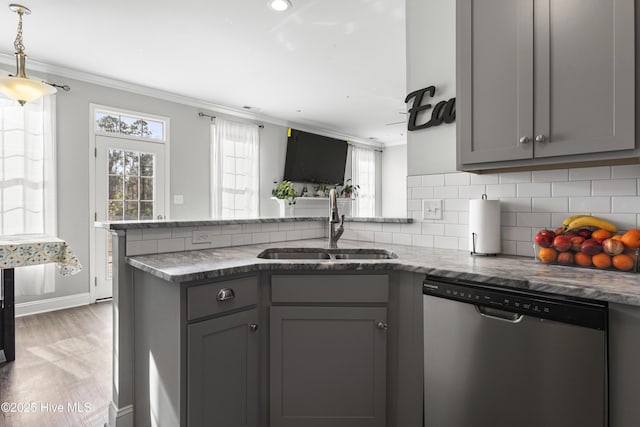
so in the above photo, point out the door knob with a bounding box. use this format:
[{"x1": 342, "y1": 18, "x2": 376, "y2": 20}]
[
  {"x1": 535, "y1": 134, "x2": 546, "y2": 143},
  {"x1": 377, "y1": 322, "x2": 388, "y2": 330},
  {"x1": 519, "y1": 136, "x2": 530, "y2": 144},
  {"x1": 250, "y1": 323, "x2": 259, "y2": 332}
]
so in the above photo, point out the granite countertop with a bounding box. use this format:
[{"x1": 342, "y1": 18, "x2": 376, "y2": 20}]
[
  {"x1": 95, "y1": 216, "x2": 412, "y2": 230},
  {"x1": 126, "y1": 238, "x2": 640, "y2": 307}
]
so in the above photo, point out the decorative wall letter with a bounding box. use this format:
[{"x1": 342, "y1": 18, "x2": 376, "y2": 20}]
[{"x1": 404, "y1": 86, "x2": 455, "y2": 131}]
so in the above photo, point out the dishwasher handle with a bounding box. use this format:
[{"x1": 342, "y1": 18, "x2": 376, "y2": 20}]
[{"x1": 476, "y1": 306, "x2": 523, "y2": 323}]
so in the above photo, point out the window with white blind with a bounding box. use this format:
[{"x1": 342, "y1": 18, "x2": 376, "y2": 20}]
[
  {"x1": 352, "y1": 145, "x2": 376, "y2": 217},
  {"x1": 0, "y1": 96, "x2": 56, "y2": 295},
  {"x1": 211, "y1": 118, "x2": 259, "y2": 218}
]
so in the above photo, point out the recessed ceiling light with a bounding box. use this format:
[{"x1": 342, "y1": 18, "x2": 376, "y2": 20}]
[{"x1": 270, "y1": 0, "x2": 292, "y2": 12}]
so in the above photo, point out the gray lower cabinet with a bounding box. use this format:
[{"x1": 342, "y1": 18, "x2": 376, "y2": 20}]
[
  {"x1": 269, "y1": 274, "x2": 389, "y2": 427},
  {"x1": 457, "y1": 0, "x2": 635, "y2": 171},
  {"x1": 187, "y1": 309, "x2": 259, "y2": 427}
]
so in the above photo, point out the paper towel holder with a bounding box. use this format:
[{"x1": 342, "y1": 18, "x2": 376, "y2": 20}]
[{"x1": 470, "y1": 194, "x2": 498, "y2": 257}]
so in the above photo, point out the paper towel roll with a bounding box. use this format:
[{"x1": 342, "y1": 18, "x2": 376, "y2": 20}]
[{"x1": 469, "y1": 197, "x2": 501, "y2": 255}]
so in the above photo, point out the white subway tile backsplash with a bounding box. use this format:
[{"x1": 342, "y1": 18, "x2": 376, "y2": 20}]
[
  {"x1": 445, "y1": 172, "x2": 470, "y2": 186},
  {"x1": 142, "y1": 228, "x2": 172, "y2": 240},
  {"x1": 434, "y1": 236, "x2": 458, "y2": 250},
  {"x1": 278, "y1": 222, "x2": 296, "y2": 231},
  {"x1": 444, "y1": 199, "x2": 469, "y2": 212},
  {"x1": 470, "y1": 174, "x2": 499, "y2": 185},
  {"x1": 569, "y1": 197, "x2": 611, "y2": 213},
  {"x1": 502, "y1": 226, "x2": 532, "y2": 241},
  {"x1": 407, "y1": 200, "x2": 421, "y2": 211},
  {"x1": 407, "y1": 176, "x2": 422, "y2": 188},
  {"x1": 501, "y1": 240, "x2": 517, "y2": 255},
  {"x1": 210, "y1": 235, "x2": 232, "y2": 248},
  {"x1": 251, "y1": 232, "x2": 271, "y2": 244},
  {"x1": 501, "y1": 212, "x2": 517, "y2": 227},
  {"x1": 552, "y1": 181, "x2": 591, "y2": 197},
  {"x1": 422, "y1": 223, "x2": 445, "y2": 235},
  {"x1": 171, "y1": 228, "x2": 193, "y2": 238},
  {"x1": 439, "y1": 211, "x2": 459, "y2": 224},
  {"x1": 241, "y1": 223, "x2": 262, "y2": 233},
  {"x1": 459, "y1": 185, "x2": 486, "y2": 199},
  {"x1": 393, "y1": 233, "x2": 412, "y2": 246},
  {"x1": 423, "y1": 174, "x2": 445, "y2": 186},
  {"x1": 532, "y1": 197, "x2": 568, "y2": 213},
  {"x1": 611, "y1": 197, "x2": 640, "y2": 214},
  {"x1": 374, "y1": 232, "x2": 393, "y2": 244},
  {"x1": 569, "y1": 166, "x2": 610, "y2": 181},
  {"x1": 458, "y1": 212, "x2": 469, "y2": 225},
  {"x1": 434, "y1": 186, "x2": 459, "y2": 199},
  {"x1": 517, "y1": 212, "x2": 552, "y2": 228},
  {"x1": 532, "y1": 169, "x2": 568, "y2": 182},
  {"x1": 127, "y1": 239, "x2": 159, "y2": 256},
  {"x1": 517, "y1": 183, "x2": 551, "y2": 197},
  {"x1": 364, "y1": 223, "x2": 384, "y2": 232},
  {"x1": 592, "y1": 179, "x2": 637, "y2": 196},
  {"x1": 516, "y1": 241, "x2": 535, "y2": 257},
  {"x1": 458, "y1": 237, "x2": 469, "y2": 251},
  {"x1": 412, "y1": 187, "x2": 434, "y2": 199},
  {"x1": 401, "y1": 222, "x2": 422, "y2": 234},
  {"x1": 231, "y1": 234, "x2": 252, "y2": 246},
  {"x1": 612, "y1": 164, "x2": 640, "y2": 179},
  {"x1": 445, "y1": 223, "x2": 468, "y2": 238},
  {"x1": 382, "y1": 223, "x2": 402, "y2": 233},
  {"x1": 355, "y1": 230, "x2": 375, "y2": 241},
  {"x1": 411, "y1": 234, "x2": 434, "y2": 248},
  {"x1": 285, "y1": 230, "x2": 303, "y2": 241},
  {"x1": 590, "y1": 213, "x2": 637, "y2": 231},
  {"x1": 500, "y1": 197, "x2": 532, "y2": 213},
  {"x1": 127, "y1": 229, "x2": 143, "y2": 241},
  {"x1": 157, "y1": 238, "x2": 186, "y2": 253},
  {"x1": 269, "y1": 231, "x2": 288, "y2": 242},
  {"x1": 486, "y1": 184, "x2": 516, "y2": 198},
  {"x1": 500, "y1": 171, "x2": 532, "y2": 184},
  {"x1": 261, "y1": 223, "x2": 279, "y2": 233}
]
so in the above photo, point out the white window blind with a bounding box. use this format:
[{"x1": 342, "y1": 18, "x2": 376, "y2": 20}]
[
  {"x1": 0, "y1": 96, "x2": 57, "y2": 295},
  {"x1": 352, "y1": 145, "x2": 376, "y2": 217},
  {"x1": 211, "y1": 118, "x2": 259, "y2": 218}
]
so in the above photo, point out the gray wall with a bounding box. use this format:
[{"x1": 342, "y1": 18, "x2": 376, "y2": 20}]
[{"x1": 406, "y1": 0, "x2": 456, "y2": 175}]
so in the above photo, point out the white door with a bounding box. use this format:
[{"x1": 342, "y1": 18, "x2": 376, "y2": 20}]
[{"x1": 93, "y1": 135, "x2": 166, "y2": 300}]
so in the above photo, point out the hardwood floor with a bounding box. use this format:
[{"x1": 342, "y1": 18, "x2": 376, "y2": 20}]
[{"x1": 0, "y1": 302, "x2": 112, "y2": 427}]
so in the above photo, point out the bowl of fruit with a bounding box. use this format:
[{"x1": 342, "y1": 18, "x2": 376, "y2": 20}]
[{"x1": 534, "y1": 215, "x2": 639, "y2": 272}]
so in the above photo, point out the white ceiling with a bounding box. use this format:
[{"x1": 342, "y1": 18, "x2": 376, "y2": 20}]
[{"x1": 0, "y1": 0, "x2": 407, "y2": 145}]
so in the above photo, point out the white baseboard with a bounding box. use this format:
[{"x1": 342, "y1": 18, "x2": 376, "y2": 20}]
[
  {"x1": 15, "y1": 292, "x2": 92, "y2": 317},
  {"x1": 108, "y1": 402, "x2": 134, "y2": 427}
]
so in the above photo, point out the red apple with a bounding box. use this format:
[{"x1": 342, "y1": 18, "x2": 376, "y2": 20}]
[
  {"x1": 534, "y1": 230, "x2": 556, "y2": 248},
  {"x1": 602, "y1": 238, "x2": 624, "y2": 256},
  {"x1": 570, "y1": 236, "x2": 585, "y2": 252},
  {"x1": 557, "y1": 252, "x2": 575, "y2": 265},
  {"x1": 576, "y1": 229, "x2": 592, "y2": 239},
  {"x1": 555, "y1": 226, "x2": 565, "y2": 236},
  {"x1": 553, "y1": 235, "x2": 572, "y2": 252},
  {"x1": 581, "y1": 239, "x2": 603, "y2": 256},
  {"x1": 564, "y1": 231, "x2": 578, "y2": 239}
]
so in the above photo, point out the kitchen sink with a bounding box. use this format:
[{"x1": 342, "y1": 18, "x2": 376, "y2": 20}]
[{"x1": 257, "y1": 248, "x2": 398, "y2": 260}]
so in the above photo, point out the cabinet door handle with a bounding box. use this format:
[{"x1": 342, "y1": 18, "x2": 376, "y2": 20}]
[
  {"x1": 519, "y1": 136, "x2": 530, "y2": 144},
  {"x1": 250, "y1": 323, "x2": 259, "y2": 332},
  {"x1": 377, "y1": 321, "x2": 388, "y2": 330},
  {"x1": 535, "y1": 134, "x2": 546, "y2": 143},
  {"x1": 216, "y1": 288, "x2": 235, "y2": 302}
]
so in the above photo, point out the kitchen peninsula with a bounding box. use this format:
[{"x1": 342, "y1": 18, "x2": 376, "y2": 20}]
[{"x1": 98, "y1": 217, "x2": 640, "y2": 427}]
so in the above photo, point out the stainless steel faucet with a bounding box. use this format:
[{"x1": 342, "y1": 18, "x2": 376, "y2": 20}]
[{"x1": 328, "y1": 188, "x2": 345, "y2": 248}]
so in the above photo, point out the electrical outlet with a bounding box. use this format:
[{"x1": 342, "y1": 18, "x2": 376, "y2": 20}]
[
  {"x1": 422, "y1": 199, "x2": 443, "y2": 220},
  {"x1": 192, "y1": 230, "x2": 213, "y2": 243}
]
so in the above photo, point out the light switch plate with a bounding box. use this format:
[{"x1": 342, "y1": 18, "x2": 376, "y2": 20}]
[
  {"x1": 422, "y1": 199, "x2": 443, "y2": 220},
  {"x1": 192, "y1": 230, "x2": 213, "y2": 243}
]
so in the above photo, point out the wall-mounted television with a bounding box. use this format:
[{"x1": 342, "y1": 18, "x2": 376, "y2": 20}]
[{"x1": 283, "y1": 129, "x2": 348, "y2": 185}]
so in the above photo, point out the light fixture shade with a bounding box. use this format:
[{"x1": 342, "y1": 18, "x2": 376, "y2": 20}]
[
  {"x1": 270, "y1": 0, "x2": 291, "y2": 11},
  {"x1": 0, "y1": 75, "x2": 56, "y2": 105}
]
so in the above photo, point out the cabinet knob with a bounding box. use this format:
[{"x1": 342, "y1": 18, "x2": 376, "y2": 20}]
[
  {"x1": 377, "y1": 321, "x2": 388, "y2": 330},
  {"x1": 216, "y1": 288, "x2": 235, "y2": 302},
  {"x1": 519, "y1": 136, "x2": 530, "y2": 144},
  {"x1": 250, "y1": 323, "x2": 259, "y2": 332},
  {"x1": 535, "y1": 134, "x2": 546, "y2": 143}
]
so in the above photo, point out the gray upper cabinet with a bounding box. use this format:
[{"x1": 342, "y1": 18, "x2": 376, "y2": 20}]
[{"x1": 457, "y1": 0, "x2": 635, "y2": 170}]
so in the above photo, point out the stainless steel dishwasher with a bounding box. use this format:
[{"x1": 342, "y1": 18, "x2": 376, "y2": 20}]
[{"x1": 423, "y1": 275, "x2": 608, "y2": 427}]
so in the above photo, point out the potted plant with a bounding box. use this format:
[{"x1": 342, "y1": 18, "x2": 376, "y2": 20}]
[
  {"x1": 339, "y1": 179, "x2": 359, "y2": 199},
  {"x1": 272, "y1": 180, "x2": 297, "y2": 205},
  {"x1": 313, "y1": 184, "x2": 329, "y2": 197}
]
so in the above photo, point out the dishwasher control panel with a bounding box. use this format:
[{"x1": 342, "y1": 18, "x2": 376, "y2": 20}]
[{"x1": 423, "y1": 276, "x2": 607, "y2": 330}]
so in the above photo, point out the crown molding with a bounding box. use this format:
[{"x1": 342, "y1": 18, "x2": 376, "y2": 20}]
[{"x1": 0, "y1": 52, "x2": 385, "y2": 149}]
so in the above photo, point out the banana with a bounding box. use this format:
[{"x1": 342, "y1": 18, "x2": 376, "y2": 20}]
[
  {"x1": 565, "y1": 215, "x2": 617, "y2": 233},
  {"x1": 561, "y1": 214, "x2": 589, "y2": 228}
]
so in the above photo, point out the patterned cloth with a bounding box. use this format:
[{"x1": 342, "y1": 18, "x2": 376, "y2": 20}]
[{"x1": 0, "y1": 234, "x2": 83, "y2": 276}]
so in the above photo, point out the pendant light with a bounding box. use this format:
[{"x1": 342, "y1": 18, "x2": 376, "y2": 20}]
[{"x1": 0, "y1": 4, "x2": 56, "y2": 106}]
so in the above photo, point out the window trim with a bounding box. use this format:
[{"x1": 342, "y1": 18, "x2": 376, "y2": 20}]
[{"x1": 94, "y1": 106, "x2": 168, "y2": 144}]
